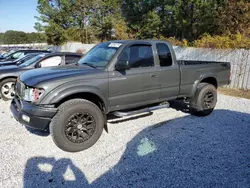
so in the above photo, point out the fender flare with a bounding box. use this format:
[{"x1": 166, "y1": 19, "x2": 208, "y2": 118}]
[
  {"x1": 41, "y1": 85, "x2": 108, "y2": 112},
  {"x1": 191, "y1": 74, "x2": 218, "y2": 97}
]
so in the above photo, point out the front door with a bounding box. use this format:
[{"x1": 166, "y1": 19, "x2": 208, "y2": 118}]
[{"x1": 109, "y1": 44, "x2": 160, "y2": 111}]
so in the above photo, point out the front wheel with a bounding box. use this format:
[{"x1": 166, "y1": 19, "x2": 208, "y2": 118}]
[
  {"x1": 190, "y1": 83, "x2": 217, "y2": 116},
  {"x1": 0, "y1": 78, "x2": 16, "y2": 101},
  {"x1": 50, "y1": 99, "x2": 104, "y2": 152}
]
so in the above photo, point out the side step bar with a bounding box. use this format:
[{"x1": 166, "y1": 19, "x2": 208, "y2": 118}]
[{"x1": 113, "y1": 103, "x2": 170, "y2": 117}]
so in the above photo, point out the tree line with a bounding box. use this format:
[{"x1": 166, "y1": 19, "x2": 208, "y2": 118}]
[
  {"x1": 0, "y1": 31, "x2": 46, "y2": 44},
  {"x1": 3, "y1": 0, "x2": 249, "y2": 48},
  {"x1": 34, "y1": 0, "x2": 250, "y2": 48}
]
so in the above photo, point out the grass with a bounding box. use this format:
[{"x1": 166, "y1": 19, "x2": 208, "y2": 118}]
[{"x1": 218, "y1": 87, "x2": 250, "y2": 99}]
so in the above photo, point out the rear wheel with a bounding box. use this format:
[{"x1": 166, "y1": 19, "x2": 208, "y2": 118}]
[
  {"x1": 0, "y1": 78, "x2": 16, "y2": 101},
  {"x1": 50, "y1": 99, "x2": 104, "y2": 152},
  {"x1": 190, "y1": 83, "x2": 217, "y2": 116}
]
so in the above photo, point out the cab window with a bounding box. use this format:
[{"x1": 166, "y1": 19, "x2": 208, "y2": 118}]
[
  {"x1": 156, "y1": 43, "x2": 173, "y2": 67},
  {"x1": 120, "y1": 45, "x2": 154, "y2": 68}
]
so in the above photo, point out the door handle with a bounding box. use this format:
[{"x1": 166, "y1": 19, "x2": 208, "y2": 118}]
[{"x1": 151, "y1": 74, "x2": 158, "y2": 78}]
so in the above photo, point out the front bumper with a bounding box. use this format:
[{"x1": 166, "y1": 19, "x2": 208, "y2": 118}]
[{"x1": 10, "y1": 96, "x2": 58, "y2": 130}]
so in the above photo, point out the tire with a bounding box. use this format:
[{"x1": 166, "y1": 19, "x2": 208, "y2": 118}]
[
  {"x1": 0, "y1": 78, "x2": 16, "y2": 101},
  {"x1": 190, "y1": 83, "x2": 217, "y2": 117},
  {"x1": 50, "y1": 99, "x2": 104, "y2": 152}
]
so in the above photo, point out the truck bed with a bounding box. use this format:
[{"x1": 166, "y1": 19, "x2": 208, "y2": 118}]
[{"x1": 178, "y1": 60, "x2": 231, "y2": 97}]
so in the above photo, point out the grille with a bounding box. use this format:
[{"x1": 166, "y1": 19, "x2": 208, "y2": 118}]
[{"x1": 15, "y1": 79, "x2": 25, "y2": 98}]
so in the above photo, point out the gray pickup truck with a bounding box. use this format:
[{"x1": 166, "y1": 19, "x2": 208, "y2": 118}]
[{"x1": 10, "y1": 40, "x2": 230, "y2": 152}]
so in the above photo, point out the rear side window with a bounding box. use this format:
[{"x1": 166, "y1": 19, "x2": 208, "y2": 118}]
[
  {"x1": 40, "y1": 56, "x2": 62, "y2": 67},
  {"x1": 120, "y1": 45, "x2": 154, "y2": 68},
  {"x1": 65, "y1": 55, "x2": 81, "y2": 64},
  {"x1": 156, "y1": 43, "x2": 172, "y2": 67}
]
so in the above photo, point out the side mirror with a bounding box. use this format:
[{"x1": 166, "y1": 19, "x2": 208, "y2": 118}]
[
  {"x1": 34, "y1": 62, "x2": 41, "y2": 68},
  {"x1": 115, "y1": 60, "x2": 130, "y2": 71}
]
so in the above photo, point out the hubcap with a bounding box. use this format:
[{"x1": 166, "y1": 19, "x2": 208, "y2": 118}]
[
  {"x1": 65, "y1": 112, "x2": 96, "y2": 143},
  {"x1": 1, "y1": 82, "x2": 15, "y2": 99},
  {"x1": 203, "y1": 92, "x2": 214, "y2": 109}
]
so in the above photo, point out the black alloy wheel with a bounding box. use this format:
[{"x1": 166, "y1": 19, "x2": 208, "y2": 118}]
[
  {"x1": 50, "y1": 99, "x2": 104, "y2": 152},
  {"x1": 203, "y1": 91, "x2": 215, "y2": 109},
  {"x1": 65, "y1": 112, "x2": 96, "y2": 143}
]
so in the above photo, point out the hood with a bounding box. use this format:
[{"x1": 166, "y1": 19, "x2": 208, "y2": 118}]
[
  {"x1": 0, "y1": 57, "x2": 7, "y2": 61},
  {"x1": 20, "y1": 65, "x2": 106, "y2": 86},
  {"x1": 0, "y1": 61, "x2": 15, "y2": 66},
  {"x1": 0, "y1": 65, "x2": 19, "y2": 71}
]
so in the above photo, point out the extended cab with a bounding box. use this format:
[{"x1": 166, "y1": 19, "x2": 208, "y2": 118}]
[{"x1": 10, "y1": 40, "x2": 230, "y2": 152}]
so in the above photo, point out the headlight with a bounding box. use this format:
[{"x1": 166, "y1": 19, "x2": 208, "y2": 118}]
[{"x1": 23, "y1": 88, "x2": 44, "y2": 102}]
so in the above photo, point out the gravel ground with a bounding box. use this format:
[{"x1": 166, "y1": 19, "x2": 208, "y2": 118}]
[{"x1": 0, "y1": 94, "x2": 250, "y2": 188}]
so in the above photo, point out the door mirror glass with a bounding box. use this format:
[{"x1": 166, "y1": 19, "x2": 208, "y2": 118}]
[{"x1": 115, "y1": 60, "x2": 130, "y2": 71}]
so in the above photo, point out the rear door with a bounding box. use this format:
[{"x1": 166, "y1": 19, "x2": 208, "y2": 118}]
[
  {"x1": 155, "y1": 42, "x2": 180, "y2": 100},
  {"x1": 109, "y1": 43, "x2": 160, "y2": 111}
]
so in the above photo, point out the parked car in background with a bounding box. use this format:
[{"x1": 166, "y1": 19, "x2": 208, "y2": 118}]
[
  {"x1": 0, "y1": 52, "x2": 6, "y2": 58},
  {"x1": 0, "y1": 51, "x2": 13, "y2": 60},
  {"x1": 0, "y1": 53, "x2": 43, "y2": 67},
  {"x1": 0, "y1": 50, "x2": 50, "y2": 62},
  {"x1": 10, "y1": 40, "x2": 231, "y2": 152},
  {"x1": 0, "y1": 52, "x2": 82, "y2": 100}
]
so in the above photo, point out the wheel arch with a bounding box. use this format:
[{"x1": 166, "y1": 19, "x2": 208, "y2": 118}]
[
  {"x1": 41, "y1": 86, "x2": 109, "y2": 113},
  {"x1": 191, "y1": 76, "x2": 218, "y2": 97},
  {"x1": 55, "y1": 92, "x2": 107, "y2": 112},
  {"x1": 50, "y1": 90, "x2": 109, "y2": 133},
  {"x1": 200, "y1": 77, "x2": 218, "y2": 88},
  {"x1": 0, "y1": 76, "x2": 17, "y2": 83}
]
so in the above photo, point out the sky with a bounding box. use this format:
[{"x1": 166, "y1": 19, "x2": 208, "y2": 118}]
[{"x1": 0, "y1": 0, "x2": 39, "y2": 33}]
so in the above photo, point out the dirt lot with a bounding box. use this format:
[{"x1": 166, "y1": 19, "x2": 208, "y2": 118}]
[
  {"x1": 0, "y1": 94, "x2": 250, "y2": 188},
  {"x1": 218, "y1": 87, "x2": 250, "y2": 99}
]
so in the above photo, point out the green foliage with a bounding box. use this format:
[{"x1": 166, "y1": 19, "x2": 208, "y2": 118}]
[
  {"x1": 121, "y1": 0, "x2": 227, "y2": 40},
  {"x1": 0, "y1": 33, "x2": 4, "y2": 44},
  {"x1": 216, "y1": 0, "x2": 250, "y2": 36},
  {"x1": 90, "y1": 12, "x2": 114, "y2": 41},
  {"x1": 193, "y1": 33, "x2": 250, "y2": 49},
  {"x1": 45, "y1": 23, "x2": 68, "y2": 45},
  {"x1": 114, "y1": 19, "x2": 130, "y2": 40},
  {"x1": 36, "y1": 0, "x2": 120, "y2": 44},
  {"x1": 159, "y1": 36, "x2": 189, "y2": 47},
  {"x1": 0, "y1": 31, "x2": 46, "y2": 44},
  {"x1": 3, "y1": 31, "x2": 28, "y2": 44},
  {"x1": 137, "y1": 11, "x2": 161, "y2": 39},
  {"x1": 34, "y1": 0, "x2": 250, "y2": 49}
]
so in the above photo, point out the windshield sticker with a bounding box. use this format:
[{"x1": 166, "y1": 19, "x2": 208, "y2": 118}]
[{"x1": 108, "y1": 43, "x2": 122, "y2": 48}]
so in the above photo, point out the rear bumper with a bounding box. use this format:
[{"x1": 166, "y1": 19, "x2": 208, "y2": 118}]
[{"x1": 10, "y1": 97, "x2": 57, "y2": 130}]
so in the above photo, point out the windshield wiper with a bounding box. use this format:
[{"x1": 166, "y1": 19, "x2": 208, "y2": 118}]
[{"x1": 82, "y1": 62, "x2": 97, "y2": 68}]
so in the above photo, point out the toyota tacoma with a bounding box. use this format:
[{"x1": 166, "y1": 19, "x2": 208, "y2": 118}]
[{"x1": 10, "y1": 40, "x2": 231, "y2": 152}]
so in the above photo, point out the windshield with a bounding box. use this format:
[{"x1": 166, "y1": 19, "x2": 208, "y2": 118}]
[
  {"x1": 18, "y1": 54, "x2": 46, "y2": 67},
  {"x1": 5, "y1": 51, "x2": 24, "y2": 60},
  {"x1": 2, "y1": 52, "x2": 12, "y2": 58},
  {"x1": 16, "y1": 54, "x2": 38, "y2": 65},
  {"x1": 78, "y1": 42, "x2": 123, "y2": 67},
  {"x1": 14, "y1": 54, "x2": 30, "y2": 63}
]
